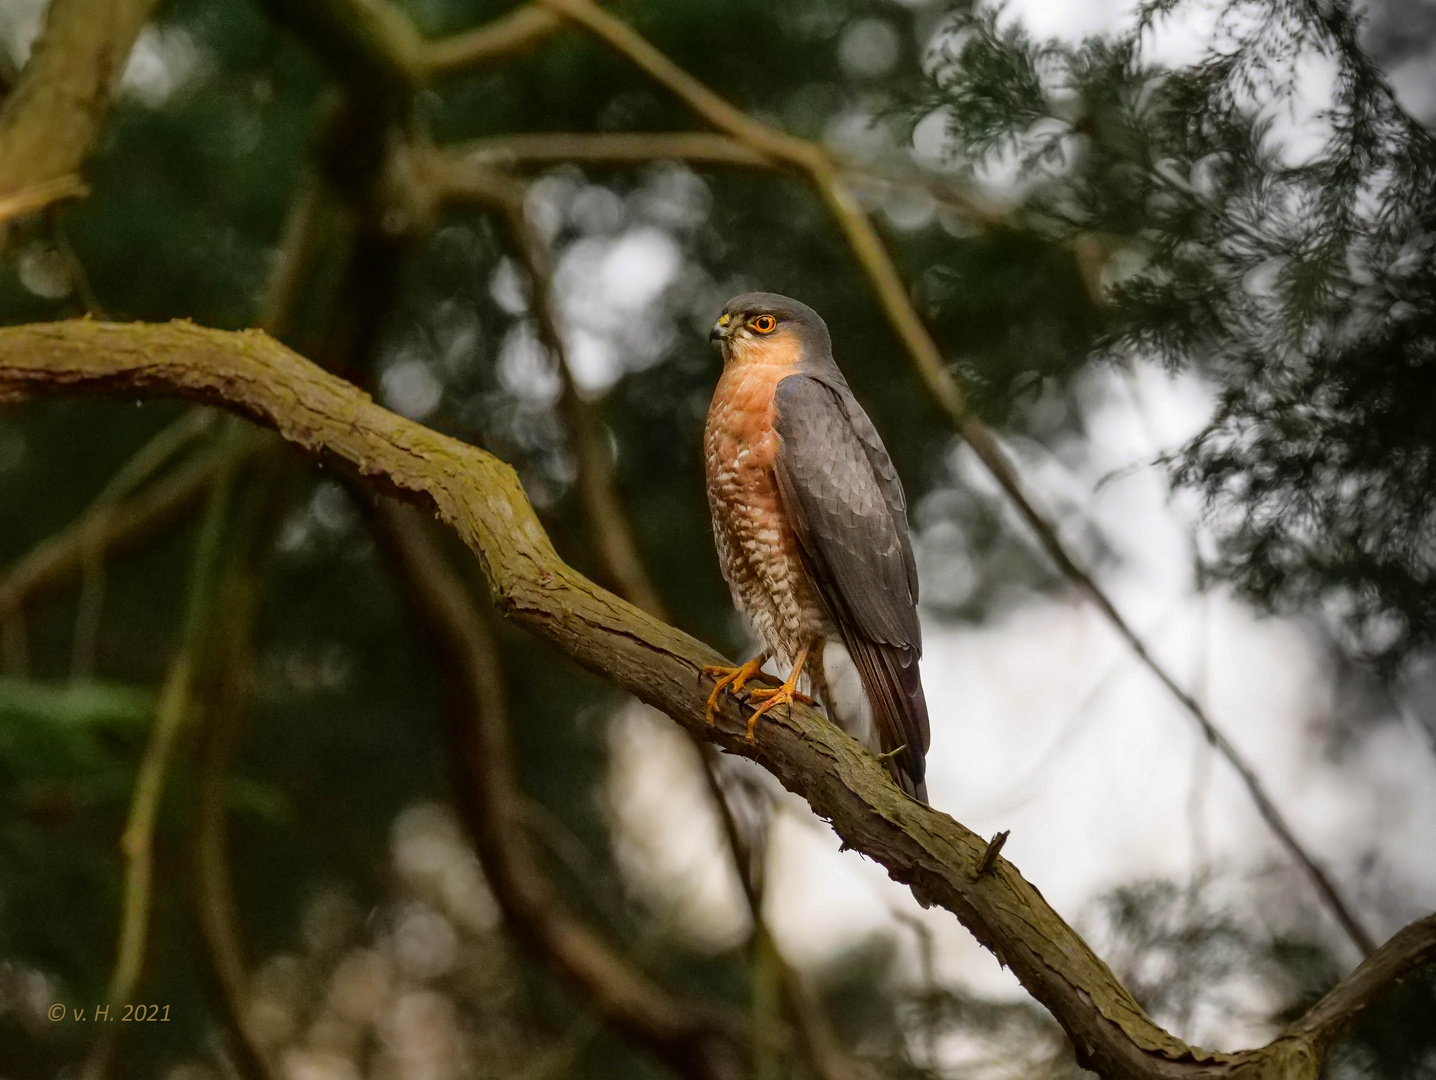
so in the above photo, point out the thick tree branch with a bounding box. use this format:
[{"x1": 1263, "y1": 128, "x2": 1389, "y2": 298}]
[
  {"x1": 370, "y1": 499, "x2": 744, "y2": 1080},
  {"x1": 0, "y1": 0, "x2": 160, "y2": 201},
  {"x1": 0, "y1": 320, "x2": 1428, "y2": 1080},
  {"x1": 1287, "y1": 912, "x2": 1436, "y2": 1053}
]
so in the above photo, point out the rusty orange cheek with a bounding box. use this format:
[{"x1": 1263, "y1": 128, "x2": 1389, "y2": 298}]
[{"x1": 728, "y1": 330, "x2": 804, "y2": 371}]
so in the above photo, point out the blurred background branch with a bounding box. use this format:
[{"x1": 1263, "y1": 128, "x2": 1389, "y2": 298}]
[
  {"x1": 0, "y1": 0, "x2": 159, "y2": 203},
  {"x1": 371, "y1": 498, "x2": 746, "y2": 1080},
  {"x1": 83, "y1": 421, "x2": 243, "y2": 1080},
  {"x1": 0, "y1": 437, "x2": 252, "y2": 640}
]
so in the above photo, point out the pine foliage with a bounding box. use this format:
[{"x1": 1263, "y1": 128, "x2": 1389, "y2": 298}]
[{"x1": 922, "y1": 0, "x2": 1436, "y2": 662}]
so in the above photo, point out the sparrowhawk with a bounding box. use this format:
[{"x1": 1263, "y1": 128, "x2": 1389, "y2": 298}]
[{"x1": 702, "y1": 293, "x2": 930, "y2": 803}]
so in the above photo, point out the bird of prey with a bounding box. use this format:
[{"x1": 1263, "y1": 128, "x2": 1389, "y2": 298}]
[{"x1": 702, "y1": 292, "x2": 930, "y2": 803}]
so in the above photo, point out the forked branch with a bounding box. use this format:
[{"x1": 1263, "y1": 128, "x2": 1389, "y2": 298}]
[
  {"x1": 260, "y1": 0, "x2": 561, "y2": 91},
  {"x1": 0, "y1": 319, "x2": 1426, "y2": 1080}
]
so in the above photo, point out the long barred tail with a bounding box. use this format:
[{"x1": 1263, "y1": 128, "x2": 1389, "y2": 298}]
[{"x1": 844, "y1": 636, "x2": 930, "y2": 804}]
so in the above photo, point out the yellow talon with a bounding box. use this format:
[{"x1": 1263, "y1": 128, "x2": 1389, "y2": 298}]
[
  {"x1": 740, "y1": 644, "x2": 813, "y2": 744},
  {"x1": 701, "y1": 654, "x2": 769, "y2": 725}
]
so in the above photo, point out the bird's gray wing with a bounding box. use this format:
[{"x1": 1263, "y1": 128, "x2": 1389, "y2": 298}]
[
  {"x1": 824, "y1": 377, "x2": 921, "y2": 630},
  {"x1": 772, "y1": 374, "x2": 930, "y2": 801}
]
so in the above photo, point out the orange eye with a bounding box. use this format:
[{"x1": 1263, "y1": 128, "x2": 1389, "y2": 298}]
[{"x1": 750, "y1": 315, "x2": 777, "y2": 333}]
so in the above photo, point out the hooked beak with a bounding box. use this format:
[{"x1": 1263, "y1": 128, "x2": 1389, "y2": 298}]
[{"x1": 709, "y1": 314, "x2": 732, "y2": 343}]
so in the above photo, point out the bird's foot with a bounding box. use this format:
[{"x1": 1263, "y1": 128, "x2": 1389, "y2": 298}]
[
  {"x1": 701, "y1": 655, "x2": 771, "y2": 725},
  {"x1": 743, "y1": 683, "x2": 815, "y2": 743}
]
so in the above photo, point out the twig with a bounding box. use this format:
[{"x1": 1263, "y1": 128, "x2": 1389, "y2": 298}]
[
  {"x1": 509, "y1": 1008, "x2": 605, "y2": 1080},
  {"x1": 0, "y1": 38, "x2": 18, "y2": 96},
  {"x1": 890, "y1": 906, "x2": 940, "y2": 1067},
  {"x1": 420, "y1": 5, "x2": 563, "y2": 80},
  {"x1": 69, "y1": 409, "x2": 215, "y2": 678},
  {"x1": 192, "y1": 462, "x2": 286, "y2": 1080},
  {"x1": 42, "y1": 205, "x2": 109, "y2": 317},
  {"x1": 4, "y1": 320, "x2": 1429, "y2": 1080},
  {"x1": 0, "y1": 173, "x2": 88, "y2": 228},
  {"x1": 531, "y1": 0, "x2": 814, "y2": 164},
  {"x1": 695, "y1": 756, "x2": 787, "y2": 1076},
  {"x1": 1, "y1": 609, "x2": 25, "y2": 675},
  {"x1": 752, "y1": 921, "x2": 783, "y2": 1080},
  {"x1": 422, "y1": 151, "x2": 668, "y2": 618},
  {"x1": 780, "y1": 961, "x2": 872, "y2": 1080},
  {"x1": 460, "y1": 132, "x2": 772, "y2": 170},
  {"x1": 976, "y1": 830, "x2": 1010, "y2": 878},
  {"x1": 0, "y1": 438, "x2": 246, "y2": 625},
  {"x1": 255, "y1": 171, "x2": 332, "y2": 335},
  {"x1": 91, "y1": 411, "x2": 217, "y2": 512},
  {"x1": 528, "y1": 0, "x2": 1377, "y2": 961},
  {"x1": 456, "y1": 132, "x2": 1015, "y2": 230},
  {"x1": 193, "y1": 572, "x2": 267, "y2": 1079},
  {"x1": 370, "y1": 499, "x2": 745, "y2": 1080},
  {"x1": 699, "y1": 741, "x2": 870, "y2": 1080},
  {"x1": 82, "y1": 423, "x2": 242, "y2": 1080}
]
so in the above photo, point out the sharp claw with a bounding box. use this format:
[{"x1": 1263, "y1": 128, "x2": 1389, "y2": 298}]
[
  {"x1": 701, "y1": 658, "x2": 767, "y2": 727},
  {"x1": 743, "y1": 685, "x2": 810, "y2": 743},
  {"x1": 737, "y1": 644, "x2": 813, "y2": 745}
]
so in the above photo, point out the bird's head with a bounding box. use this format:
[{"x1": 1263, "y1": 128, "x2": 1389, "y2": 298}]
[{"x1": 709, "y1": 292, "x2": 834, "y2": 372}]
